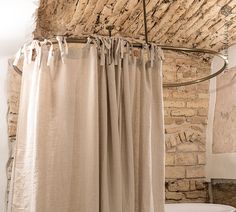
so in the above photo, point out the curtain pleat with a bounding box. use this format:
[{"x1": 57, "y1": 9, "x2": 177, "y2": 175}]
[{"x1": 8, "y1": 38, "x2": 165, "y2": 212}]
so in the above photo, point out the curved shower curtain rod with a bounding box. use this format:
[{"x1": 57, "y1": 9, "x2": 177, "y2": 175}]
[{"x1": 12, "y1": 0, "x2": 228, "y2": 88}]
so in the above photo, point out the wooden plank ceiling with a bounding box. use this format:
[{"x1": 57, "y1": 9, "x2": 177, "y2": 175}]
[{"x1": 34, "y1": 0, "x2": 236, "y2": 50}]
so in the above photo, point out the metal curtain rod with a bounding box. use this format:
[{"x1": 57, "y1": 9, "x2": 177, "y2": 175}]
[
  {"x1": 12, "y1": 37, "x2": 228, "y2": 88},
  {"x1": 12, "y1": 0, "x2": 228, "y2": 88},
  {"x1": 140, "y1": 0, "x2": 227, "y2": 87}
]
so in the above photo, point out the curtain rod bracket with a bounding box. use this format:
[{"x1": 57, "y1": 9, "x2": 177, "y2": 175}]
[{"x1": 106, "y1": 25, "x2": 114, "y2": 37}]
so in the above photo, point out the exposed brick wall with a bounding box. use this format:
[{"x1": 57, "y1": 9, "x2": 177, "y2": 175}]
[
  {"x1": 6, "y1": 60, "x2": 22, "y2": 203},
  {"x1": 163, "y1": 51, "x2": 210, "y2": 203},
  {"x1": 35, "y1": 0, "x2": 236, "y2": 51},
  {"x1": 6, "y1": 51, "x2": 211, "y2": 203}
]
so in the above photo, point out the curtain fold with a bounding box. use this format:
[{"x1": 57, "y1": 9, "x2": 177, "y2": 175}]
[{"x1": 8, "y1": 37, "x2": 165, "y2": 212}]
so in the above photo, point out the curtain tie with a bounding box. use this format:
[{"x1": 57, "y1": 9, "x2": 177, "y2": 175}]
[
  {"x1": 47, "y1": 40, "x2": 54, "y2": 66},
  {"x1": 13, "y1": 46, "x2": 23, "y2": 66},
  {"x1": 56, "y1": 36, "x2": 68, "y2": 64}
]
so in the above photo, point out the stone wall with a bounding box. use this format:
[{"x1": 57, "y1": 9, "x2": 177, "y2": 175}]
[
  {"x1": 163, "y1": 51, "x2": 210, "y2": 203},
  {"x1": 35, "y1": 0, "x2": 236, "y2": 51},
  {"x1": 6, "y1": 50, "x2": 211, "y2": 203},
  {"x1": 6, "y1": 60, "x2": 22, "y2": 203},
  {"x1": 211, "y1": 179, "x2": 236, "y2": 207}
]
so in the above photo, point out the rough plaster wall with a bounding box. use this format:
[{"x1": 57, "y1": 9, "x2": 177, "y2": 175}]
[
  {"x1": 7, "y1": 49, "x2": 210, "y2": 203},
  {"x1": 34, "y1": 0, "x2": 236, "y2": 50},
  {"x1": 213, "y1": 66, "x2": 236, "y2": 153}
]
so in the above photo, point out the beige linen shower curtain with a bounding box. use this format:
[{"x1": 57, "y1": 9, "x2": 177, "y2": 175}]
[{"x1": 8, "y1": 37, "x2": 165, "y2": 212}]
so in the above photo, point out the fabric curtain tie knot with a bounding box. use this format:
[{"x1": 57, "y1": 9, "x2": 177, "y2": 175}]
[{"x1": 56, "y1": 36, "x2": 69, "y2": 64}]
